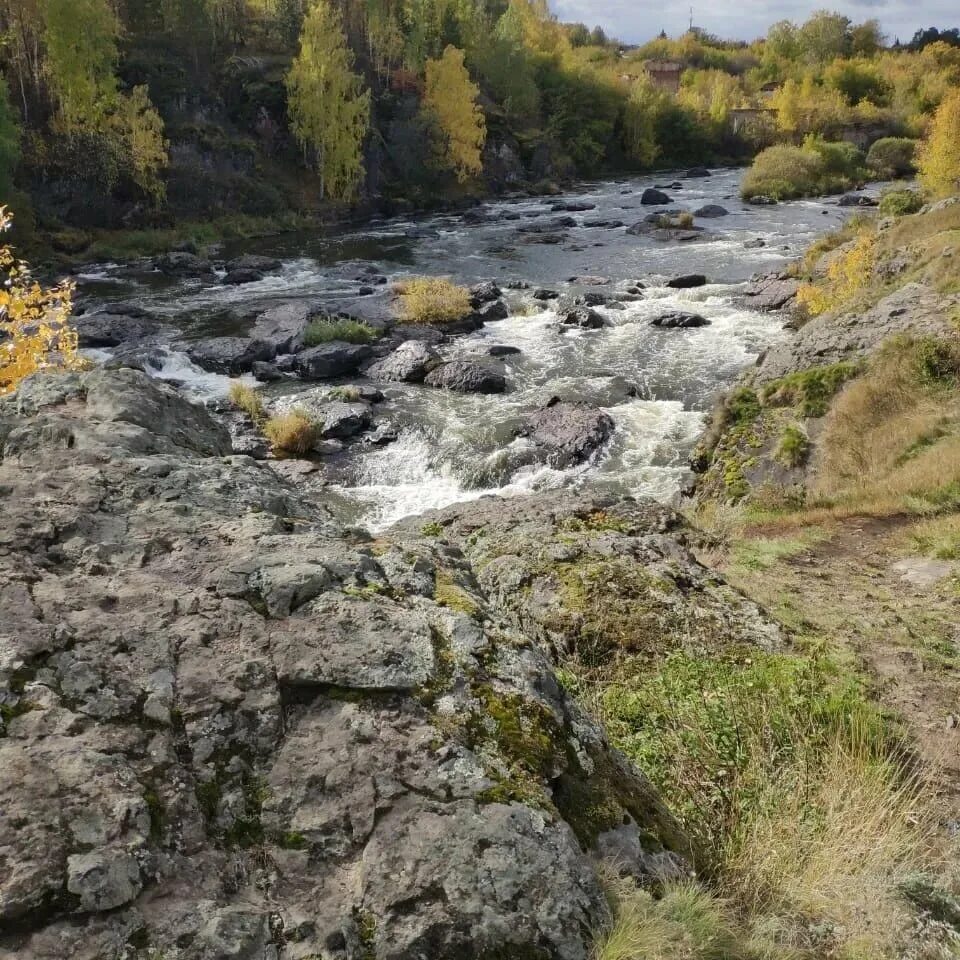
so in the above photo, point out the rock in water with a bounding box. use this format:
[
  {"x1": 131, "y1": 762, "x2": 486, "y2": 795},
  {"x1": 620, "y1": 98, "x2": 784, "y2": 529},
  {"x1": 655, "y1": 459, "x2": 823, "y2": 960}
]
[
  {"x1": 667, "y1": 274, "x2": 708, "y2": 289},
  {"x1": 641, "y1": 188, "x2": 672, "y2": 205},
  {"x1": 694, "y1": 204, "x2": 729, "y2": 218},
  {"x1": 366, "y1": 340, "x2": 440, "y2": 383},
  {"x1": 424, "y1": 359, "x2": 507, "y2": 393},
  {"x1": 518, "y1": 400, "x2": 615, "y2": 467},
  {"x1": 652, "y1": 311, "x2": 711, "y2": 328},
  {"x1": 185, "y1": 337, "x2": 276, "y2": 374},
  {"x1": 294, "y1": 342, "x2": 373, "y2": 379}
]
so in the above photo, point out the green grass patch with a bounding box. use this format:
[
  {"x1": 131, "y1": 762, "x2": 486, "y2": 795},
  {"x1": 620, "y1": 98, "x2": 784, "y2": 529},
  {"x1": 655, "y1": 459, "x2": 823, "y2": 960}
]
[{"x1": 303, "y1": 318, "x2": 380, "y2": 346}]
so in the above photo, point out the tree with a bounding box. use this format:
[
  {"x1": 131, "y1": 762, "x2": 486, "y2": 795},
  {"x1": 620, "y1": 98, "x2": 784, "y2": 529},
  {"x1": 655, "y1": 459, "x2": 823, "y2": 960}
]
[
  {"x1": 42, "y1": 0, "x2": 121, "y2": 129},
  {"x1": 286, "y1": 0, "x2": 371, "y2": 200},
  {"x1": 0, "y1": 79, "x2": 21, "y2": 199},
  {"x1": 622, "y1": 77, "x2": 662, "y2": 167},
  {"x1": 917, "y1": 88, "x2": 960, "y2": 196},
  {"x1": 422, "y1": 44, "x2": 485, "y2": 182},
  {"x1": 0, "y1": 209, "x2": 82, "y2": 395},
  {"x1": 850, "y1": 19, "x2": 884, "y2": 56},
  {"x1": 765, "y1": 20, "x2": 801, "y2": 61},
  {"x1": 798, "y1": 10, "x2": 851, "y2": 65},
  {"x1": 112, "y1": 85, "x2": 168, "y2": 203}
]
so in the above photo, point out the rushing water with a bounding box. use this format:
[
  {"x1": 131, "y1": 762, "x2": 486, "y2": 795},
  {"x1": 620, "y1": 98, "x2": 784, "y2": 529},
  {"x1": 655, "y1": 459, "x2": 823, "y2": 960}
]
[{"x1": 79, "y1": 168, "x2": 877, "y2": 530}]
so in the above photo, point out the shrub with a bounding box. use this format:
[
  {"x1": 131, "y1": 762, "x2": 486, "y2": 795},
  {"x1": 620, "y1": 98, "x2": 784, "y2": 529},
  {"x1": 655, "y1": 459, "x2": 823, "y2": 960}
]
[
  {"x1": 327, "y1": 385, "x2": 361, "y2": 401},
  {"x1": 0, "y1": 209, "x2": 83, "y2": 395},
  {"x1": 264, "y1": 410, "x2": 318, "y2": 457},
  {"x1": 796, "y1": 231, "x2": 877, "y2": 316},
  {"x1": 741, "y1": 144, "x2": 824, "y2": 200},
  {"x1": 866, "y1": 137, "x2": 917, "y2": 178},
  {"x1": 303, "y1": 317, "x2": 379, "y2": 346},
  {"x1": 878, "y1": 188, "x2": 923, "y2": 217},
  {"x1": 762, "y1": 362, "x2": 860, "y2": 417},
  {"x1": 776, "y1": 424, "x2": 811, "y2": 466},
  {"x1": 805, "y1": 135, "x2": 866, "y2": 181},
  {"x1": 228, "y1": 382, "x2": 266, "y2": 424},
  {"x1": 917, "y1": 88, "x2": 960, "y2": 198},
  {"x1": 393, "y1": 276, "x2": 472, "y2": 324}
]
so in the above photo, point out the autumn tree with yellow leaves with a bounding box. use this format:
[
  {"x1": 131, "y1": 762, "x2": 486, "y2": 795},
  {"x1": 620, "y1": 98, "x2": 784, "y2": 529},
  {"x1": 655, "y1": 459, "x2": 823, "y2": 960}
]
[
  {"x1": 422, "y1": 45, "x2": 486, "y2": 183},
  {"x1": 917, "y1": 88, "x2": 960, "y2": 197},
  {"x1": 0, "y1": 210, "x2": 83, "y2": 395},
  {"x1": 286, "y1": 0, "x2": 371, "y2": 201}
]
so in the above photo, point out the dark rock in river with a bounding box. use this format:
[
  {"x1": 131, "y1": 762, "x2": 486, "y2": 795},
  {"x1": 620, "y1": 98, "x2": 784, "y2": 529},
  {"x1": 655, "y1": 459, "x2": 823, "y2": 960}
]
[
  {"x1": 488, "y1": 345, "x2": 521, "y2": 357},
  {"x1": 186, "y1": 337, "x2": 276, "y2": 375},
  {"x1": 558, "y1": 306, "x2": 605, "y2": 329},
  {"x1": 479, "y1": 299, "x2": 509, "y2": 321},
  {"x1": 641, "y1": 188, "x2": 672, "y2": 205},
  {"x1": 742, "y1": 273, "x2": 800, "y2": 311},
  {"x1": 295, "y1": 342, "x2": 373, "y2": 379},
  {"x1": 694, "y1": 204, "x2": 729, "y2": 218},
  {"x1": 550, "y1": 201, "x2": 596, "y2": 212},
  {"x1": 250, "y1": 299, "x2": 324, "y2": 354},
  {"x1": 838, "y1": 193, "x2": 878, "y2": 207},
  {"x1": 424, "y1": 359, "x2": 506, "y2": 394},
  {"x1": 251, "y1": 361, "x2": 283, "y2": 382},
  {"x1": 557, "y1": 292, "x2": 608, "y2": 314},
  {"x1": 684, "y1": 166, "x2": 711, "y2": 178},
  {"x1": 226, "y1": 254, "x2": 283, "y2": 274},
  {"x1": 532, "y1": 288, "x2": 559, "y2": 300},
  {"x1": 582, "y1": 218, "x2": 625, "y2": 229},
  {"x1": 652, "y1": 311, "x2": 710, "y2": 328},
  {"x1": 74, "y1": 308, "x2": 166, "y2": 348},
  {"x1": 518, "y1": 400, "x2": 615, "y2": 468},
  {"x1": 221, "y1": 268, "x2": 265, "y2": 285},
  {"x1": 744, "y1": 238, "x2": 766, "y2": 248},
  {"x1": 366, "y1": 341, "x2": 440, "y2": 383},
  {"x1": 667, "y1": 274, "x2": 707, "y2": 289},
  {"x1": 317, "y1": 401, "x2": 373, "y2": 440},
  {"x1": 518, "y1": 216, "x2": 577, "y2": 233},
  {"x1": 469, "y1": 280, "x2": 502, "y2": 306},
  {"x1": 155, "y1": 251, "x2": 215, "y2": 276}
]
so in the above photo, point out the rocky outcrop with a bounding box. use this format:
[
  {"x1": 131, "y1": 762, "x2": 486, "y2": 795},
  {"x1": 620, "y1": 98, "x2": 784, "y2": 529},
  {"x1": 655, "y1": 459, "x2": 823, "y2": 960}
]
[
  {"x1": 641, "y1": 188, "x2": 672, "y2": 205},
  {"x1": 742, "y1": 273, "x2": 799, "y2": 312},
  {"x1": 666, "y1": 274, "x2": 707, "y2": 289},
  {"x1": 652, "y1": 311, "x2": 710, "y2": 328},
  {"x1": 3, "y1": 368, "x2": 765, "y2": 960},
  {"x1": 754, "y1": 282, "x2": 960, "y2": 383},
  {"x1": 295, "y1": 342, "x2": 373, "y2": 379},
  {"x1": 73, "y1": 305, "x2": 168, "y2": 348},
  {"x1": 249, "y1": 300, "x2": 324, "y2": 354},
  {"x1": 185, "y1": 337, "x2": 276, "y2": 375}
]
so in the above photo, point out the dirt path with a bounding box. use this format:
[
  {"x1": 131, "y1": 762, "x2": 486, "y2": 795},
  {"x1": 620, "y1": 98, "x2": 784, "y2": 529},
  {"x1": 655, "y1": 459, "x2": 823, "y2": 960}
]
[{"x1": 702, "y1": 514, "x2": 960, "y2": 824}]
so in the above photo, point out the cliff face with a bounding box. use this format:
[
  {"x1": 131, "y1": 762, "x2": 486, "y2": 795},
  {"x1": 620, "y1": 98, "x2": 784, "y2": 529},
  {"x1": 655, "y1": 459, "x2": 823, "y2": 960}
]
[{"x1": 0, "y1": 368, "x2": 780, "y2": 960}]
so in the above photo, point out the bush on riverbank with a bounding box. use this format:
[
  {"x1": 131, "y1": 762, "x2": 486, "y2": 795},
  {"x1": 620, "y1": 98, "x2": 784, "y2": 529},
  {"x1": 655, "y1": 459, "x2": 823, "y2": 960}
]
[
  {"x1": 394, "y1": 276, "x2": 473, "y2": 324},
  {"x1": 866, "y1": 137, "x2": 917, "y2": 178},
  {"x1": 878, "y1": 187, "x2": 924, "y2": 217},
  {"x1": 740, "y1": 139, "x2": 866, "y2": 201}
]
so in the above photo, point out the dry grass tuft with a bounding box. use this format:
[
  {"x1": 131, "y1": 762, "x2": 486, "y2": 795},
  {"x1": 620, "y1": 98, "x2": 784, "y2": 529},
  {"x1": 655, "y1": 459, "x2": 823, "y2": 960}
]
[
  {"x1": 393, "y1": 276, "x2": 473, "y2": 324},
  {"x1": 264, "y1": 410, "x2": 318, "y2": 457},
  {"x1": 228, "y1": 382, "x2": 266, "y2": 425}
]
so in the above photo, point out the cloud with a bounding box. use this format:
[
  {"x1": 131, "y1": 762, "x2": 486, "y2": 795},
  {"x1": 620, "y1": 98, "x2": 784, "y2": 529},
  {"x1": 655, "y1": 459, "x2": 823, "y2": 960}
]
[{"x1": 549, "y1": 0, "x2": 958, "y2": 44}]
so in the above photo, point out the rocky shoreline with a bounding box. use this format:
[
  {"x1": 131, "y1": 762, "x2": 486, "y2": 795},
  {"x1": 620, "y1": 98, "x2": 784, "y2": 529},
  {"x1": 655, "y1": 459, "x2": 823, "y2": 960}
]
[{"x1": 0, "y1": 365, "x2": 786, "y2": 960}]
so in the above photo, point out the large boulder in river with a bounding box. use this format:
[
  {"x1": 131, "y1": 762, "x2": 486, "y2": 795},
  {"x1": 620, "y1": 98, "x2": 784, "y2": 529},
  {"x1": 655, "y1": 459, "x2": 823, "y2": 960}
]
[
  {"x1": 469, "y1": 280, "x2": 502, "y2": 306},
  {"x1": 74, "y1": 306, "x2": 167, "y2": 348},
  {"x1": 155, "y1": 251, "x2": 215, "y2": 277},
  {"x1": 684, "y1": 166, "x2": 711, "y2": 178},
  {"x1": 366, "y1": 341, "x2": 440, "y2": 383},
  {"x1": 652, "y1": 311, "x2": 710, "y2": 328},
  {"x1": 249, "y1": 299, "x2": 324, "y2": 353},
  {"x1": 640, "y1": 188, "x2": 672, "y2": 205},
  {"x1": 518, "y1": 400, "x2": 615, "y2": 468},
  {"x1": 226, "y1": 254, "x2": 283, "y2": 273},
  {"x1": 694, "y1": 204, "x2": 729, "y2": 218},
  {"x1": 185, "y1": 336, "x2": 276, "y2": 374},
  {"x1": 424, "y1": 359, "x2": 506, "y2": 394},
  {"x1": 295, "y1": 342, "x2": 373, "y2": 379},
  {"x1": 838, "y1": 193, "x2": 878, "y2": 207},
  {"x1": 559, "y1": 306, "x2": 605, "y2": 329},
  {"x1": 667, "y1": 274, "x2": 707, "y2": 289}
]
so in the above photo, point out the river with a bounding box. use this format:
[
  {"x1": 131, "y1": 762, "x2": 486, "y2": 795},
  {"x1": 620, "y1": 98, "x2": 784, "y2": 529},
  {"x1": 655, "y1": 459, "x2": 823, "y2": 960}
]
[{"x1": 76, "y1": 167, "x2": 876, "y2": 530}]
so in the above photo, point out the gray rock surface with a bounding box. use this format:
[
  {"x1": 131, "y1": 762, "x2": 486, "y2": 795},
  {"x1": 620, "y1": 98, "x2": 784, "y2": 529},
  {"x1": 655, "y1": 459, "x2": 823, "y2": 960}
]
[
  {"x1": 652, "y1": 311, "x2": 710, "y2": 328},
  {"x1": 742, "y1": 273, "x2": 799, "y2": 311},
  {"x1": 295, "y1": 342, "x2": 373, "y2": 379},
  {"x1": 250, "y1": 299, "x2": 324, "y2": 353},
  {"x1": 2, "y1": 368, "x2": 773, "y2": 960},
  {"x1": 74, "y1": 306, "x2": 167, "y2": 348},
  {"x1": 641, "y1": 188, "x2": 672, "y2": 205},
  {"x1": 694, "y1": 204, "x2": 728, "y2": 218}
]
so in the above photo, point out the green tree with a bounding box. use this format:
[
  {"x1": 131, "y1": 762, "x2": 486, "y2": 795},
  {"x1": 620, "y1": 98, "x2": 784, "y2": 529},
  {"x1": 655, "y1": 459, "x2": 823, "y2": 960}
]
[
  {"x1": 798, "y1": 10, "x2": 851, "y2": 65},
  {"x1": 850, "y1": 19, "x2": 884, "y2": 56},
  {"x1": 422, "y1": 44, "x2": 485, "y2": 182},
  {"x1": 622, "y1": 77, "x2": 662, "y2": 167},
  {"x1": 286, "y1": 0, "x2": 371, "y2": 200},
  {"x1": 0, "y1": 78, "x2": 21, "y2": 198},
  {"x1": 41, "y1": 0, "x2": 120, "y2": 129}
]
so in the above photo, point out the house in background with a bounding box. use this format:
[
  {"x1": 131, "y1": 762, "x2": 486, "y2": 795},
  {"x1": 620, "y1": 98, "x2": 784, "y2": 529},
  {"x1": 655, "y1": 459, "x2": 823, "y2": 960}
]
[{"x1": 642, "y1": 60, "x2": 683, "y2": 93}]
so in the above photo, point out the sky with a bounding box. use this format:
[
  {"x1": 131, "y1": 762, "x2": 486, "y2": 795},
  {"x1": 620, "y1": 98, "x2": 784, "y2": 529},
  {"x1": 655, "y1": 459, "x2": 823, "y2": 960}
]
[{"x1": 549, "y1": 0, "x2": 959, "y2": 45}]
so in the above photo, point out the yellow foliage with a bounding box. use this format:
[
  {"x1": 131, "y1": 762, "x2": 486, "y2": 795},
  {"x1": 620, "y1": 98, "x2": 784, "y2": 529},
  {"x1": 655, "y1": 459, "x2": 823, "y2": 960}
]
[
  {"x1": 796, "y1": 231, "x2": 876, "y2": 316},
  {"x1": 264, "y1": 410, "x2": 318, "y2": 457},
  {"x1": 228, "y1": 382, "x2": 265, "y2": 424},
  {"x1": 393, "y1": 276, "x2": 472, "y2": 324},
  {"x1": 917, "y1": 87, "x2": 960, "y2": 198},
  {"x1": 423, "y1": 45, "x2": 486, "y2": 183},
  {"x1": 0, "y1": 209, "x2": 83, "y2": 396}
]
